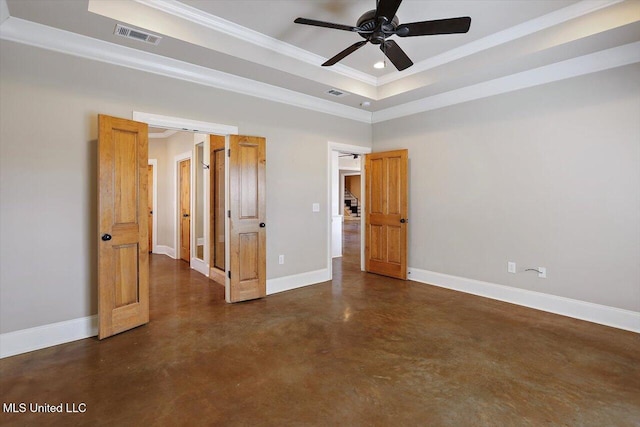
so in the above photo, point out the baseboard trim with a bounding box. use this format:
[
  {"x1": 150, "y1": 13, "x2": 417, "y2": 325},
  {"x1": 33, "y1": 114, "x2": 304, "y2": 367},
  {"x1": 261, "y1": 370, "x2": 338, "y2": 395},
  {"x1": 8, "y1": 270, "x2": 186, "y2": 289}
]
[
  {"x1": 267, "y1": 268, "x2": 331, "y2": 295},
  {"x1": 191, "y1": 258, "x2": 208, "y2": 277},
  {"x1": 0, "y1": 315, "x2": 98, "y2": 359},
  {"x1": 408, "y1": 267, "x2": 640, "y2": 333},
  {"x1": 6, "y1": 267, "x2": 633, "y2": 359},
  {"x1": 155, "y1": 245, "x2": 176, "y2": 259}
]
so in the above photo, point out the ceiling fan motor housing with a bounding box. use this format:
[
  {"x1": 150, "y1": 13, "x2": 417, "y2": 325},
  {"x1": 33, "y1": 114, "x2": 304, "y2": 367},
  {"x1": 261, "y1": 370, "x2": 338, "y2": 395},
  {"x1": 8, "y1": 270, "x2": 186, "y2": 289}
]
[{"x1": 357, "y1": 9, "x2": 399, "y2": 44}]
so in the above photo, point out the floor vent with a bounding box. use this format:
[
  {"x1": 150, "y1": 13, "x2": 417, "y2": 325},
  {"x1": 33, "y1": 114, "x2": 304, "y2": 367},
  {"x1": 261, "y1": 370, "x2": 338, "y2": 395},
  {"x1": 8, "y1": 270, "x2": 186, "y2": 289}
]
[
  {"x1": 114, "y1": 24, "x2": 162, "y2": 46},
  {"x1": 325, "y1": 88, "x2": 349, "y2": 97}
]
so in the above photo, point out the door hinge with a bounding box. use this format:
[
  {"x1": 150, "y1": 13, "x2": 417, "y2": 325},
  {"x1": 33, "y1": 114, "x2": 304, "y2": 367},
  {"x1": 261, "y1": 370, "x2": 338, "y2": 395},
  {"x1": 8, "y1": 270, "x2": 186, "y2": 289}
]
[
  {"x1": 228, "y1": 149, "x2": 231, "y2": 157},
  {"x1": 228, "y1": 271, "x2": 231, "y2": 279},
  {"x1": 227, "y1": 210, "x2": 231, "y2": 218}
]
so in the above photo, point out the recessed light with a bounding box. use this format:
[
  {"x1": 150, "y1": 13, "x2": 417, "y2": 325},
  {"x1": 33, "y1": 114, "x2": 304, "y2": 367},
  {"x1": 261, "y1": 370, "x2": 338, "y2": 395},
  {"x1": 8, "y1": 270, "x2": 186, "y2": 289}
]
[{"x1": 373, "y1": 61, "x2": 386, "y2": 69}]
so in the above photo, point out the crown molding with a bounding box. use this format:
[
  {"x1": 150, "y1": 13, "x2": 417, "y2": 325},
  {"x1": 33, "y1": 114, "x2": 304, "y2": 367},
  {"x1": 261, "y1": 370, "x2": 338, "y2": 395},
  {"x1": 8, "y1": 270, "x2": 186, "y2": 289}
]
[
  {"x1": 372, "y1": 41, "x2": 640, "y2": 123},
  {"x1": 134, "y1": 0, "x2": 378, "y2": 87},
  {"x1": 0, "y1": 17, "x2": 372, "y2": 123},
  {"x1": 377, "y1": 0, "x2": 625, "y2": 86},
  {"x1": 134, "y1": 0, "x2": 624, "y2": 91},
  {"x1": 1, "y1": 14, "x2": 637, "y2": 126}
]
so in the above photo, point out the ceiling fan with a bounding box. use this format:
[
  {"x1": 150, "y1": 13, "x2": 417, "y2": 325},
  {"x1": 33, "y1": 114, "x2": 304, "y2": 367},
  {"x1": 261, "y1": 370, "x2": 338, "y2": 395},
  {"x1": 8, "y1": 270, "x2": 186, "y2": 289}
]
[{"x1": 294, "y1": 0, "x2": 471, "y2": 71}]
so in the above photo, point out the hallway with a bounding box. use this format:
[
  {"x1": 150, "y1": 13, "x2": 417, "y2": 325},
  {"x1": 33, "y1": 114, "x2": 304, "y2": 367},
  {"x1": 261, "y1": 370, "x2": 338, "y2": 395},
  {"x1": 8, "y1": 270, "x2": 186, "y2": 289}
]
[{"x1": 1, "y1": 251, "x2": 639, "y2": 425}]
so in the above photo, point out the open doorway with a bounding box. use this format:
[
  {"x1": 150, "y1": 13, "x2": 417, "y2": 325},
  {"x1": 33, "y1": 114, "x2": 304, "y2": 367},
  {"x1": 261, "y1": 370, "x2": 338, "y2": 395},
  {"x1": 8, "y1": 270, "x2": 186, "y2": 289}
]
[
  {"x1": 138, "y1": 112, "x2": 238, "y2": 280},
  {"x1": 341, "y1": 170, "x2": 362, "y2": 272},
  {"x1": 327, "y1": 142, "x2": 371, "y2": 278}
]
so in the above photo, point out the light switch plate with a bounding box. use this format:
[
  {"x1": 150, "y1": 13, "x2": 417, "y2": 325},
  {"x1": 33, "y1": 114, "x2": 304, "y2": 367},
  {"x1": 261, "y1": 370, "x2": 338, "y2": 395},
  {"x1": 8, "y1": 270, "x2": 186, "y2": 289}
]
[
  {"x1": 312, "y1": 203, "x2": 320, "y2": 212},
  {"x1": 508, "y1": 262, "x2": 516, "y2": 274}
]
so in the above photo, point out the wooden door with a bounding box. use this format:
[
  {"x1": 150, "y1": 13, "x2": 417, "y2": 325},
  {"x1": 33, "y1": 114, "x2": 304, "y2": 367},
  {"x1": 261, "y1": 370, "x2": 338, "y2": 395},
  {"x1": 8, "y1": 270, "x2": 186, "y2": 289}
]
[
  {"x1": 209, "y1": 135, "x2": 226, "y2": 283},
  {"x1": 98, "y1": 114, "x2": 149, "y2": 339},
  {"x1": 179, "y1": 159, "x2": 191, "y2": 262},
  {"x1": 148, "y1": 164, "x2": 153, "y2": 253},
  {"x1": 228, "y1": 135, "x2": 266, "y2": 302},
  {"x1": 365, "y1": 149, "x2": 408, "y2": 280}
]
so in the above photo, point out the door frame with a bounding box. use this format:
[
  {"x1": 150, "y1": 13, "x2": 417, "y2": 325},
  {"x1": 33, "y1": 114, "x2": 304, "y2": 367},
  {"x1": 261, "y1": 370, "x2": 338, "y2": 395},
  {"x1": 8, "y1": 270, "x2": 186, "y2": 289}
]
[
  {"x1": 327, "y1": 142, "x2": 371, "y2": 277},
  {"x1": 148, "y1": 159, "x2": 158, "y2": 254},
  {"x1": 341, "y1": 171, "x2": 361, "y2": 219}
]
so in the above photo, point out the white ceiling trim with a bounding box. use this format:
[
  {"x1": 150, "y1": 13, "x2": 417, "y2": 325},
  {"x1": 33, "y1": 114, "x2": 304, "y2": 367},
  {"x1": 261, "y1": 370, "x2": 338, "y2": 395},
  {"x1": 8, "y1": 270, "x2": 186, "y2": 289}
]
[
  {"x1": 0, "y1": 17, "x2": 372, "y2": 123},
  {"x1": 1, "y1": 13, "x2": 637, "y2": 126},
  {"x1": 377, "y1": 0, "x2": 624, "y2": 86},
  {"x1": 134, "y1": 0, "x2": 377, "y2": 86},
  {"x1": 134, "y1": 0, "x2": 624, "y2": 90},
  {"x1": 372, "y1": 41, "x2": 640, "y2": 123}
]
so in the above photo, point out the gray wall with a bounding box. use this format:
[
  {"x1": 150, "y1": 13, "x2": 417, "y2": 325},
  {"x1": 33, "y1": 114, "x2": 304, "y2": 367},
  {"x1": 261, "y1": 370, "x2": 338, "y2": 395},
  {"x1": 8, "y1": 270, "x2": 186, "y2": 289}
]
[
  {"x1": 148, "y1": 137, "x2": 169, "y2": 246},
  {"x1": 0, "y1": 40, "x2": 371, "y2": 333},
  {"x1": 1, "y1": 37, "x2": 637, "y2": 336},
  {"x1": 373, "y1": 64, "x2": 640, "y2": 312},
  {"x1": 148, "y1": 132, "x2": 194, "y2": 249}
]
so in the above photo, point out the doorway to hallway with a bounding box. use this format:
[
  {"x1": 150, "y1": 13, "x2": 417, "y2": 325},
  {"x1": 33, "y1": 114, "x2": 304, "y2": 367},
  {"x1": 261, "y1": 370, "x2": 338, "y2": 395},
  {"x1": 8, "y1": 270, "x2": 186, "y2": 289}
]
[{"x1": 327, "y1": 141, "x2": 370, "y2": 279}]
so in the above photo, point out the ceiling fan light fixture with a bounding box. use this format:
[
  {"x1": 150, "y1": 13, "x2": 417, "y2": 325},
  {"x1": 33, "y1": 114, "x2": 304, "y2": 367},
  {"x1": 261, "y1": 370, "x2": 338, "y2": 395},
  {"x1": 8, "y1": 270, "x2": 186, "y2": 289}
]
[
  {"x1": 294, "y1": 0, "x2": 472, "y2": 71},
  {"x1": 374, "y1": 60, "x2": 386, "y2": 69}
]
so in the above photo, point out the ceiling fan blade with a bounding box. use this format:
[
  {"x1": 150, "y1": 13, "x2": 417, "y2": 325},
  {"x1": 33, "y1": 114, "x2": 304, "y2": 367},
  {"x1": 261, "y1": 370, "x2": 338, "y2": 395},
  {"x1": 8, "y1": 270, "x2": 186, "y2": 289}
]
[
  {"x1": 375, "y1": 0, "x2": 403, "y2": 22},
  {"x1": 323, "y1": 41, "x2": 368, "y2": 66},
  {"x1": 381, "y1": 40, "x2": 413, "y2": 71},
  {"x1": 396, "y1": 17, "x2": 471, "y2": 37},
  {"x1": 294, "y1": 17, "x2": 359, "y2": 32}
]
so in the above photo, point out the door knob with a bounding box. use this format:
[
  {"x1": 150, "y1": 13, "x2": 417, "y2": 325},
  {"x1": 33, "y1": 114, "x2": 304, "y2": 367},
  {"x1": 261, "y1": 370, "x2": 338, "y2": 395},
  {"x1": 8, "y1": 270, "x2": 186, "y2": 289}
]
[
  {"x1": 259, "y1": 223, "x2": 266, "y2": 228},
  {"x1": 101, "y1": 233, "x2": 112, "y2": 241},
  {"x1": 400, "y1": 218, "x2": 408, "y2": 224}
]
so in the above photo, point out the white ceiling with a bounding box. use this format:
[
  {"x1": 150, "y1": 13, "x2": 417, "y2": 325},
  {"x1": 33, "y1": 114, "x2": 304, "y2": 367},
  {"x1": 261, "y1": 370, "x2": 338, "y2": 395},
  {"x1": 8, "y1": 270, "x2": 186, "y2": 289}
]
[{"x1": 2, "y1": 0, "x2": 639, "y2": 121}]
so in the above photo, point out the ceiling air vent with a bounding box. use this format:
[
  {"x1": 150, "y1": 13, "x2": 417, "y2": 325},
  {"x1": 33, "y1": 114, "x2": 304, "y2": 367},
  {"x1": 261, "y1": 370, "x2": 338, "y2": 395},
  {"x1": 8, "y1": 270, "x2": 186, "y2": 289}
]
[
  {"x1": 325, "y1": 88, "x2": 349, "y2": 98},
  {"x1": 114, "y1": 24, "x2": 162, "y2": 46}
]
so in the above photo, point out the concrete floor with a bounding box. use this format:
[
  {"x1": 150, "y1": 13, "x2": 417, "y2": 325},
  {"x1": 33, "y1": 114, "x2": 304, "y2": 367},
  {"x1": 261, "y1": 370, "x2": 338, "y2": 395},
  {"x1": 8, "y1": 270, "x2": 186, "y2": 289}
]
[{"x1": 1, "y1": 223, "x2": 639, "y2": 426}]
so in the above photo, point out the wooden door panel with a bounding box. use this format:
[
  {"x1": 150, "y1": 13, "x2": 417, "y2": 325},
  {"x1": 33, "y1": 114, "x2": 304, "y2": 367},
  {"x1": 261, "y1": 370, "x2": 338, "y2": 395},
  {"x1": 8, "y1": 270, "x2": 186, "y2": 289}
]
[
  {"x1": 98, "y1": 114, "x2": 149, "y2": 339},
  {"x1": 369, "y1": 224, "x2": 384, "y2": 261},
  {"x1": 114, "y1": 130, "x2": 139, "y2": 223},
  {"x1": 239, "y1": 232, "x2": 259, "y2": 281},
  {"x1": 239, "y1": 145, "x2": 259, "y2": 219},
  {"x1": 229, "y1": 135, "x2": 266, "y2": 303},
  {"x1": 180, "y1": 159, "x2": 191, "y2": 262},
  {"x1": 369, "y1": 158, "x2": 385, "y2": 214},
  {"x1": 365, "y1": 149, "x2": 408, "y2": 280},
  {"x1": 114, "y1": 244, "x2": 138, "y2": 307},
  {"x1": 387, "y1": 226, "x2": 402, "y2": 264},
  {"x1": 387, "y1": 156, "x2": 401, "y2": 214}
]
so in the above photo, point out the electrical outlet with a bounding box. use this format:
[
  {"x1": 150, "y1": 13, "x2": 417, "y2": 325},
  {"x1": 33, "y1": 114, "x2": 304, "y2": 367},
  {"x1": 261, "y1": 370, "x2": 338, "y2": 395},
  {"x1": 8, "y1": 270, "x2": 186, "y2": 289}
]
[
  {"x1": 538, "y1": 267, "x2": 546, "y2": 278},
  {"x1": 278, "y1": 255, "x2": 284, "y2": 265},
  {"x1": 312, "y1": 203, "x2": 320, "y2": 212},
  {"x1": 508, "y1": 262, "x2": 516, "y2": 274}
]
